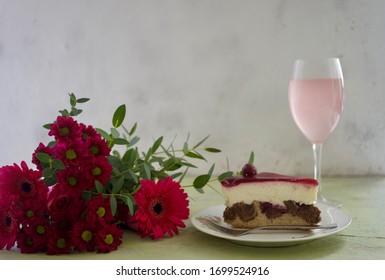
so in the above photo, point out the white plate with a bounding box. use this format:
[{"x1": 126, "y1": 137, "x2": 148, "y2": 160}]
[{"x1": 191, "y1": 203, "x2": 351, "y2": 247}]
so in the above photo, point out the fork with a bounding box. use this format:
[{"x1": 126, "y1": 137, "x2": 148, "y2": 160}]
[{"x1": 202, "y1": 216, "x2": 338, "y2": 236}]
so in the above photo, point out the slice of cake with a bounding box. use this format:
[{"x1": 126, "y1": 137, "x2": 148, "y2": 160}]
[{"x1": 221, "y1": 164, "x2": 321, "y2": 228}]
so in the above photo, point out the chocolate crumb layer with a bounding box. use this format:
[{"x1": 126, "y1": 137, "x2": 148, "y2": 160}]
[
  {"x1": 284, "y1": 200, "x2": 321, "y2": 224},
  {"x1": 223, "y1": 200, "x2": 321, "y2": 228},
  {"x1": 223, "y1": 202, "x2": 257, "y2": 222}
]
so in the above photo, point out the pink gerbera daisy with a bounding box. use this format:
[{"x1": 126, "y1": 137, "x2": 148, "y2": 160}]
[
  {"x1": 132, "y1": 177, "x2": 189, "y2": 239},
  {"x1": 0, "y1": 161, "x2": 46, "y2": 203},
  {"x1": 0, "y1": 201, "x2": 18, "y2": 250}
]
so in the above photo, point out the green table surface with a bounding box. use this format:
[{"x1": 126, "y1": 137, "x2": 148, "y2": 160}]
[{"x1": 1, "y1": 177, "x2": 384, "y2": 260}]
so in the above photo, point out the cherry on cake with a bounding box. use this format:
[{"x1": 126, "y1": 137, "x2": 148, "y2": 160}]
[{"x1": 221, "y1": 164, "x2": 321, "y2": 228}]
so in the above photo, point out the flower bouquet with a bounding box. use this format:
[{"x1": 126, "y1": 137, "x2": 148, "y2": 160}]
[{"x1": 0, "y1": 94, "x2": 232, "y2": 254}]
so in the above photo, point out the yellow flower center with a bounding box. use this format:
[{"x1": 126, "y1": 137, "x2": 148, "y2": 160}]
[
  {"x1": 81, "y1": 230, "x2": 92, "y2": 242},
  {"x1": 56, "y1": 238, "x2": 66, "y2": 249},
  {"x1": 96, "y1": 207, "x2": 106, "y2": 217},
  {"x1": 36, "y1": 225, "x2": 45, "y2": 234},
  {"x1": 92, "y1": 167, "x2": 101, "y2": 176},
  {"x1": 104, "y1": 234, "x2": 113, "y2": 245},
  {"x1": 66, "y1": 149, "x2": 77, "y2": 160}
]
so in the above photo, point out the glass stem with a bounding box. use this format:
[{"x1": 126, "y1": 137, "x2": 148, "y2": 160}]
[{"x1": 312, "y1": 143, "x2": 323, "y2": 192}]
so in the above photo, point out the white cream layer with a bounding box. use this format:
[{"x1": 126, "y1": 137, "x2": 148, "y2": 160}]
[{"x1": 222, "y1": 181, "x2": 318, "y2": 206}]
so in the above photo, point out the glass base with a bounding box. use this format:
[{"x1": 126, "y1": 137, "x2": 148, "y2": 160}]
[{"x1": 317, "y1": 194, "x2": 342, "y2": 208}]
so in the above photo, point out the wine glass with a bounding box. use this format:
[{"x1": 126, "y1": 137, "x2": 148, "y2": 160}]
[{"x1": 288, "y1": 58, "x2": 344, "y2": 207}]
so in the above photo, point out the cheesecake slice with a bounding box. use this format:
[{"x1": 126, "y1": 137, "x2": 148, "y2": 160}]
[{"x1": 221, "y1": 164, "x2": 321, "y2": 228}]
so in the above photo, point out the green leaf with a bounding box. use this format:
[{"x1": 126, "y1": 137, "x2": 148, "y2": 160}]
[
  {"x1": 59, "y1": 109, "x2": 70, "y2": 117},
  {"x1": 110, "y1": 196, "x2": 117, "y2": 216},
  {"x1": 95, "y1": 128, "x2": 110, "y2": 140},
  {"x1": 185, "y1": 151, "x2": 205, "y2": 160},
  {"x1": 36, "y1": 153, "x2": 52, "y2": 163},
  {"x1": 45, "y1": 176, "x2": 57, "y2": 186},
  {"x1": 128, "y1": 171, "x2": 139, "y2": 184},
  {"x1": 122, "y1": 149, "x2": 137, "y2": 168},
  {"x1": 76, "y1": 98, "x2": 90, "y2": 103},
  {"x1": 143, "y1": 163, "x2": 151, "y2": 179},
  {"x1": 70, "y1": 107, "x2": 82, "y2": 116},
  {"x1": 107, "y1": 155, "x2": 121, "y2": 166},
  {"x1": 194, "y1": 187, "x2": 204, "y2": 194},
  {"x1": 52, "y1": 159, "x2": 65, "y2": 170},
  {"x1": 112, "y1": 176, "x2": 125, "y2": 194},
  {"x1": 69, "y1": 93, "x2": 77, "y2": 107},
  {"x1": 43, "y1": 123, "x2": 52, "y2": 130},
  {"x1": 248, "y1": 151, "x2": 255, "y2": 164},
  {"x1": 42, "y1": 167, "x2": 55, "y2": 178},
  {"x1": 47, "y1": 141, "x2": 56, "y2": 148},
  {"x1": 128, "y1": 122, "x2": 137, "y2": 136},
  {"x1": 170, "y1": 172, "x2": 183, "y2": 179},
  {"x1": 128, "y1": 136, "x2": 140, "y2": 147},
  {"x1": 82, "y1": 191, "x2": 92, "y2": 200},
  {"x1": 208, "y1": 164, "x2": 215, "y2": 176},
  {"x1": 218, "y1": 171, "x2": 233, "y2": 181},
  {"x1": 193, "y1": 174, "x2": 211, "y2": 189},
  {"x1": 204, "y1": 147, "x2": 221, "y2": 153},
  {"x1": 110, "y1": 127, "x2": 120, "y2": 138},
  {"x1": 112, "y1": 104, "x2": 126, "y2": 128},
  {"x1": 151, "y1": 136, "x2": 163, "y2": 154},
  {"x1": 112, "y1": 150, "x2": 121, "y2": 158},
  {"x1": 113, "y1": 138, "x2": 130, "y2": 145},
  {"x1": 144, "y1": 147, "x2": 152, "y2": 162},
  {"x1": 95, "y1": 181, "x2": 104, "y2": 193},
  {"x1": 182, "y1": 142, "x2": 189, "y2": 154},
  {"x1": 164, "y1": 158, "x2": 182, "y2": 171},
  {"x1": 193, "y1": 135, "x2": 210, "y2": 149},
  {"x1": 125, "y1": 196, "x2": 135, "y2": 216},
  {"x1": 179, "y1": 161, "x2": 197, "y2": 168}
]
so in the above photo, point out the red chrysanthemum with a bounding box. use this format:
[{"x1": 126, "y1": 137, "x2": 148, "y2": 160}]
[
  {"x1": 56, "y1": 167, "x2": 89, "y2": 195},
  {"x1": 48, "y1": 116, "x2": 82, "y2": 143},
  {"x1": 20, "y1": 211, "x2": 50, "y2": 251},
  {"x1": 17, "y1": 230, "x2": 43, "y2": 254},
  {"x1": 46, "y1": 227, "x2": 72, "y2": 255},
  {"x1": 12, "y1": 196, "x2": 48, "y2": 222},
  {"x1": 0, "y1": 161, "x2": 47, "y2": 203},
  {"x1": 85, "y1": 194, "x2": 115, "y2": 225},
  {"x1": 53, "y1": 140, "x2": 89, "y2": 167},
  {"x1": 96, "y1": 224, "x2": 123, "y2": 253},
  {"x1": 132, "y1": 177, "x2": 189, "y2": 239},
  {"x1": 72, "y1": 220, "x2": 97, "y2": 252},
  {"x1": 80, "y1": 123, "x2": 99, "y2": 141},
  {"x1": 87, "y1": 156, "x2": 112, "y2": 186},
  {"x1": 86, "y1": 135, "x2": 111, "y2": 157},
  {"x1": 0, "y1": 200, "x2": 18, "y2": 250}
]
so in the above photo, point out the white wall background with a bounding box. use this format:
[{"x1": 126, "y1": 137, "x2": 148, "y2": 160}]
[{"x1": 0, "y1": 0, "x2": 384, "y2": 177}]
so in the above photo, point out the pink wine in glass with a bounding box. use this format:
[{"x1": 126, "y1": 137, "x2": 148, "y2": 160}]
[
  {"x1": 288, "y1": 78, "x2": 344, "y2": 143},
  {"x1": 288, "y1": 58, "x2": 344, "y2": 207}
]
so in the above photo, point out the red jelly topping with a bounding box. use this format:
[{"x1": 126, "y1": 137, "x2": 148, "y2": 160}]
[{"x1": 221, "y1": 172, "x2": 318, "y2": 188}]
